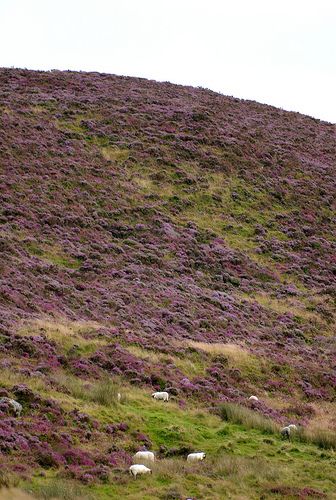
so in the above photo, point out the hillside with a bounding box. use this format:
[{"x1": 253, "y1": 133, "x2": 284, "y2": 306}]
[{"x1": 0, "y1": 67, "x2": 335, "y2": 499}]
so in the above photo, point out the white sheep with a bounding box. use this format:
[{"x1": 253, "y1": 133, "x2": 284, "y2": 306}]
[
  {"x1": 129, "y1": 464, "x2": 152, "y2": 478},
  {"x1": 187, "y1": 452, "x2": 206, "y2": 462},
  {"x1": 117, "y1": 392, "x2": 121, "y2": 402},
  {"x1": 288, "y1": 424, "x2": 298, "y2": 431},
  {"x1": 281, "y1": 426, "x2": 291, "y2": 439},
  {"x1": 249, "y1": 395, "x2": 259, "y2": 402},
  {"x1": 133, "y1": 451, "x2": 155, "y2": 463},
  {"x1": 0, "y1": 397, "x2": 22, "y2": 416},
  {"x1": 152, "y1": 391, "x2": 169, "y2": 402}
]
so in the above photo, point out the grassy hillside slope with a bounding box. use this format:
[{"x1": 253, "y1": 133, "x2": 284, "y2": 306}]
[{"x1": 0, "y1": 68, "x2": 335, "y2": 498}]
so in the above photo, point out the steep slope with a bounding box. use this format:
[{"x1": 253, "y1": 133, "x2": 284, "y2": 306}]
[{"x1": 0, "y1": 68, "x2": 335, "y2": 498}]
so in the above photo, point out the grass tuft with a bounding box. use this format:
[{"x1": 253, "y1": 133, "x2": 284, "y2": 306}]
[
  {"x1": 54, "y1": 372, "x2": 123, "y2": 406},
  {"x1": 219, "y1": 403, "x2": 278, "y2": 434},
  {"x1": 24, "y1": 478, "x2": 93, "y2": 500},
  {"x1": 298, "y1": 428, "x2": 336, "y2": 450}
]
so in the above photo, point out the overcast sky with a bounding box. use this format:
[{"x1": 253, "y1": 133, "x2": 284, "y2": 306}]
[{"x1": 1, "y1": 0, "x2": 335, "y2": 123}]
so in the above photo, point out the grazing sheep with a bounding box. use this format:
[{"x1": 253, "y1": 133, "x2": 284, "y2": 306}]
[
  {"x1": 249, "y1": 396, "x2": 259, "y2": 402},
  {"x1": 288, "y1": 424, "x2": 298, "y2": 431},
  {"x1": 281, "y1": 426, "x2": 291, "y2": 439},
  {"x1": 0, "y1": 397, "x2": 22, "y2": 416},
  {"x1": 187, "y1": 452, "x2": 206, "y2": 462},
  {"x1": 133, "y1": 451, "x2": 155, "y2": 463},
  {"x1": 129, "y1": 464, "x2": 152, "y2": 478},
  {"x1": 117, "y1": 392, "x2": 121, "y2": 402},
  {"x1": 152, "y1": 391, "x2": 169, "y2": 402}
]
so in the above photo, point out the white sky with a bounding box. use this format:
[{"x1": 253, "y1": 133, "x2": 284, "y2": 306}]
[{"x1": 1, "y1": 0, "x2": 335, "y2": 123}]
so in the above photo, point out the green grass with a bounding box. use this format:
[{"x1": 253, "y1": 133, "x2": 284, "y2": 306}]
[{"x1": 219, "y1": 402, "x2": 336, "y2": 451}]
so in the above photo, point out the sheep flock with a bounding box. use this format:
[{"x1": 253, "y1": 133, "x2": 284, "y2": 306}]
[
  {"x1": 3, "y1": 389, "x2": 300, "y2": 482},
  {"x1": 126, "y1": 391, "x2": 300, "y2": 479}
]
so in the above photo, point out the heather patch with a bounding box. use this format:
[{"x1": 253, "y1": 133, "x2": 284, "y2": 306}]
[{"x1": 0, "y1": 68, "x2": 335, "y2": 497}]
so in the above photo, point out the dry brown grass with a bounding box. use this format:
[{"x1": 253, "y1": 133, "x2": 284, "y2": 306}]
[
  {"x1": 132, "y1": 177, "x2": 154, "y2": 192},
  {"x1": 298, "y1": 427, "x2": 336, "y2": 450},
  {"x1": 0, "y1": 367, "x2": 49, "y2": 393},
  {"x1": 152, "y1": 457, "x2": 194, "y2": 477},
  {"x1": 0, "y1": 489, "x2": 35, "y2": 500},
  {"x1": 184, "y1": 341, "x2": 269, "y2": 382},
  {"x1": 259, "y1": 395, "x2": 288, "y2": 411},
  {"x1": 126, "y1": 345, "x2": 162, "y2": 363},
  {"x1": 306, "y1": 402, "x2": 336, "y2": 433},
  {"x1": 212, "y1": 455, "x2": 282, "y2": 483},
  {"x1": 187, "y1": 341, "x2": 260, "y2": 371},
  {"x1": 188, "y1": 341, "x2": 248, "y2": 360},
  {"x1": 101, "y1": 146, "x2": 129, "y2": 162},
  {"x1": 127, "y1": 345, "x2": 206, "y2": 377},
  {"x1": 17, "y1": 317, "x2": 107, "y2": 353},
  {"x1": 240, "y1": 292, "x2": 323, "y2": 323}
]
